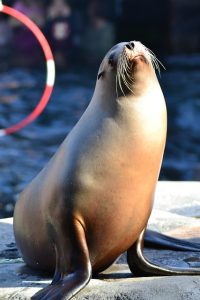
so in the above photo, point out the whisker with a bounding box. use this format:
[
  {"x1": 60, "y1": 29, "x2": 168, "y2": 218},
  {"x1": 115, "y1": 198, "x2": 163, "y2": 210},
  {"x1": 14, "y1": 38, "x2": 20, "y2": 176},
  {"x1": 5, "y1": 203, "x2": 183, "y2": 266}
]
[
  {"x1": 116, "y1": 48, "x2": 136, "y2": 96},
  {"x1": 145, "y1": 47, "x2": 166, "y2": 71}
]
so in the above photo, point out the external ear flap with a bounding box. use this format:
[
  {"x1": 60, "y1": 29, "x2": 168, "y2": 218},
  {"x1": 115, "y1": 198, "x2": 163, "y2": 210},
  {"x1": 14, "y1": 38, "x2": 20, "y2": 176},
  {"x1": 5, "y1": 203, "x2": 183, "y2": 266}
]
[
  {"x1": 108, "y1": 58, "x2": 114, "y2": 67},
  {"x1": 98, "y1": 71, "x2": 104, "y2": 80}
]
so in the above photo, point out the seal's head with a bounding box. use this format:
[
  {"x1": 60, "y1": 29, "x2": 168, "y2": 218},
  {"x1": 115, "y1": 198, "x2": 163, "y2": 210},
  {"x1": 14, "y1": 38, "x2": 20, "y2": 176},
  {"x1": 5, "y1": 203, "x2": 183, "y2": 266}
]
[{"x1": 97, "y1": 41, "x2": 163, "y2": 98}]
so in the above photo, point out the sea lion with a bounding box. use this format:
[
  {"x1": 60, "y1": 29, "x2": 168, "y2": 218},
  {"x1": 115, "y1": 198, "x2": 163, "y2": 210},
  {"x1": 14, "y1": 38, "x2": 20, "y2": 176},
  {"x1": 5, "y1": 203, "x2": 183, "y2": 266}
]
[{"x1": 13, "y1": 41, "x2": 200, "y2": 300}]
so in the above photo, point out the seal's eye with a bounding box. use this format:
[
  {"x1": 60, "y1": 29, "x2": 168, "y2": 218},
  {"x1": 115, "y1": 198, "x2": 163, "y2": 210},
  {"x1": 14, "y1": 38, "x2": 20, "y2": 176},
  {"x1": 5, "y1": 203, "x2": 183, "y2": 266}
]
[{"x1": 126, "y1": 44, "x2": 132, "y2": 50}]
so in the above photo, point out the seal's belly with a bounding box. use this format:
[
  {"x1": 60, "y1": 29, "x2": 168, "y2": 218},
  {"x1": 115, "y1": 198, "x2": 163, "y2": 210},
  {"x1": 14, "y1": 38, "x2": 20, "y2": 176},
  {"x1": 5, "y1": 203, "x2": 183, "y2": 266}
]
[
  {"x1": 82, "y1": 188, "x2": 153, "y2": 267},
  {"x1": 65, "y1": 123, "x2": 162, "y2": 268},
  {"x1": 71, "y1": 159, "x2": 156, "y2": 269}
]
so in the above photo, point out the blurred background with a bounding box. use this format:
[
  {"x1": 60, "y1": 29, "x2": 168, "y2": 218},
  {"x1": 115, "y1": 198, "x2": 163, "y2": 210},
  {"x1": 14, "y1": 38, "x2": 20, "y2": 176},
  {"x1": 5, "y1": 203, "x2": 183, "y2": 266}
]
[{"x1": 0, "y1": 0, "x2": 200, "y2": 218}]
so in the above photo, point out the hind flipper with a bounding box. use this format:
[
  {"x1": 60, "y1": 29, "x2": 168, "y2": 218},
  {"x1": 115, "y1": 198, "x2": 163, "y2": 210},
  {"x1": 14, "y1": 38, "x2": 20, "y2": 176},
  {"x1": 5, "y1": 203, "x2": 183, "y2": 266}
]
[
  {"x1": 144, "y1": 229, "x2": 200, "y2": 252},
  {"x1": 127, "y1": 230, "x2": 200, "y2": 277},
  {"x1": 31, "y1": 219, "x2": 91, "y2": 300}
]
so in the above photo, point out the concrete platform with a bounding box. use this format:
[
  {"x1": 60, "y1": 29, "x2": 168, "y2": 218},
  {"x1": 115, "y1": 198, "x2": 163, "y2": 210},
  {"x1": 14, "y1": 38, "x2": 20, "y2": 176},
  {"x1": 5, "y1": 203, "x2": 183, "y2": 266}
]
[{"x1": 0, "y1": 181, "x2": 200, "y2": 299}]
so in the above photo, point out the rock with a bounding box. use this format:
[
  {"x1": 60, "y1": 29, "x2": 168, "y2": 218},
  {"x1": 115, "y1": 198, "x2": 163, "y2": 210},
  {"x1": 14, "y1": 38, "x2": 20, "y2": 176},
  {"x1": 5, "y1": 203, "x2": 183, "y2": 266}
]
[{"x1": 0, "y1": 181, "x2": 200, "y2": 299}]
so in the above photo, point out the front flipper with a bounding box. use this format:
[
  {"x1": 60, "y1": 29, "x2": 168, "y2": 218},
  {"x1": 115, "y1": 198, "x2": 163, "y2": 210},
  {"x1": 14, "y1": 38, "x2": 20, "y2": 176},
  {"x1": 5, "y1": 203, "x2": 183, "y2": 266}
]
[
  {"x1": 127, "y1": 230, "x2": 200, "y2": 277},
  {"x1": 31, "y1": 220, "x2": 91, "y2": 300}
]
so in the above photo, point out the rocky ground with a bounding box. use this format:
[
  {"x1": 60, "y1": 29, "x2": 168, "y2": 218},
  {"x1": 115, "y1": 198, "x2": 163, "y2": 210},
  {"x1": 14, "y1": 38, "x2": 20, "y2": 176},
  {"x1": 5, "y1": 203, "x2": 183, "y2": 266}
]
[{"x1": 0, "y1": 181, "x2": 200, "y2": 299}]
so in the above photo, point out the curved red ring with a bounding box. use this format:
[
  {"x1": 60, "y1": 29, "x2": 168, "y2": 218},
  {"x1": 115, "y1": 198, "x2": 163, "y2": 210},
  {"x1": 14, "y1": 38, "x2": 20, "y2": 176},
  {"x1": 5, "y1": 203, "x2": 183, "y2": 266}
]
[{"x1": 0, "y1": 5, "x2": 55, "y2": 136}]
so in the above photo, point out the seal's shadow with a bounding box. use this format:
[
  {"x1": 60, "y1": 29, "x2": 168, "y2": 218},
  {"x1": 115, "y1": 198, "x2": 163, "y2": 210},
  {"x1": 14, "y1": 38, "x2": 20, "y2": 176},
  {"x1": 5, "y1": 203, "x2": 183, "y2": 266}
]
[{"x1": 18, "y1": 264, "x2": 53, "y2": 278}]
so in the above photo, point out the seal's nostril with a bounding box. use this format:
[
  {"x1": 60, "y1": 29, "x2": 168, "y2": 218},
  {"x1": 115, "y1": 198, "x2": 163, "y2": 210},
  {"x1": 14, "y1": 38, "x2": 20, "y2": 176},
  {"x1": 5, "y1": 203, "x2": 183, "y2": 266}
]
[
  {"x1": 126, "y1": 42, "x2": 134, "y2": 50},
  {"x1": 126, "y1": 44, "x2": 132, "y2": 50}
]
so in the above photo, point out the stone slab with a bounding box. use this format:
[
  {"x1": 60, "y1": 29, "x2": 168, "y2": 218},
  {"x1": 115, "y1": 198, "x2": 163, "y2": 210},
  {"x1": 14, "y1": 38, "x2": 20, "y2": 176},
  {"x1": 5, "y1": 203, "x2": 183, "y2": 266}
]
[{"x1": 0, "y1": 181, "x2": 200, "y2": 299}]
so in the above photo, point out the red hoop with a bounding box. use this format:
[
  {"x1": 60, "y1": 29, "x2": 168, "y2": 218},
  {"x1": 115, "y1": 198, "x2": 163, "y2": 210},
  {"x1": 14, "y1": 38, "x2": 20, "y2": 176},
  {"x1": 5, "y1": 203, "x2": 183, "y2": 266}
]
[{"x1": 0, "y1": 4, "x2": 55, "y2": 136}]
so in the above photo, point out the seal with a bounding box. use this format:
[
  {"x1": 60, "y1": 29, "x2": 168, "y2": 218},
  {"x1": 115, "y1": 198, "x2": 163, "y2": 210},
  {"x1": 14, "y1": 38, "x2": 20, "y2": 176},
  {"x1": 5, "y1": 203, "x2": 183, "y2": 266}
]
[{"x1": 13, "y1": 41, "x2": 200, "y2": 300}]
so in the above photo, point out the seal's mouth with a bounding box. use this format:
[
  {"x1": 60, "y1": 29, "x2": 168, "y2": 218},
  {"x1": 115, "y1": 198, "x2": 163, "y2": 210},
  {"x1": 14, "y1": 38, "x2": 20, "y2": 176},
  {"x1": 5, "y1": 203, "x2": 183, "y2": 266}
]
[{"x1": 132, "y1": 55, "x2": 148, "y2": 64}]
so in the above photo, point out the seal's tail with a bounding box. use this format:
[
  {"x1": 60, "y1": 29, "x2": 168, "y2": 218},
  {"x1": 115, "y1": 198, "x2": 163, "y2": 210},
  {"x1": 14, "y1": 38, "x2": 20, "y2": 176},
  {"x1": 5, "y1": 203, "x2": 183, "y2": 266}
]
[{"x1": 127, "y1": 229, "x2": 200, "y2": 276}]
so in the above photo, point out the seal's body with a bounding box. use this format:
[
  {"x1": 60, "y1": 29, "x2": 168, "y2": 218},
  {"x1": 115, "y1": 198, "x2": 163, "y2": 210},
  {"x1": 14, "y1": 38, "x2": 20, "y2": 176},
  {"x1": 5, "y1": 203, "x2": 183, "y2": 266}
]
[{"x1": 14, "y1": 41, "x2": 199, "y2": 300}]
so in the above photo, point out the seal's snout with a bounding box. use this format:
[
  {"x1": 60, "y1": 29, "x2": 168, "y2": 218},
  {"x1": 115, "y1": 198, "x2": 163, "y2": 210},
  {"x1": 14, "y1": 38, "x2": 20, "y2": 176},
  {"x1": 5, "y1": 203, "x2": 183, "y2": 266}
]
[{"x1": 124, "y1": 40, "x2": 149, "y2": 64}]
